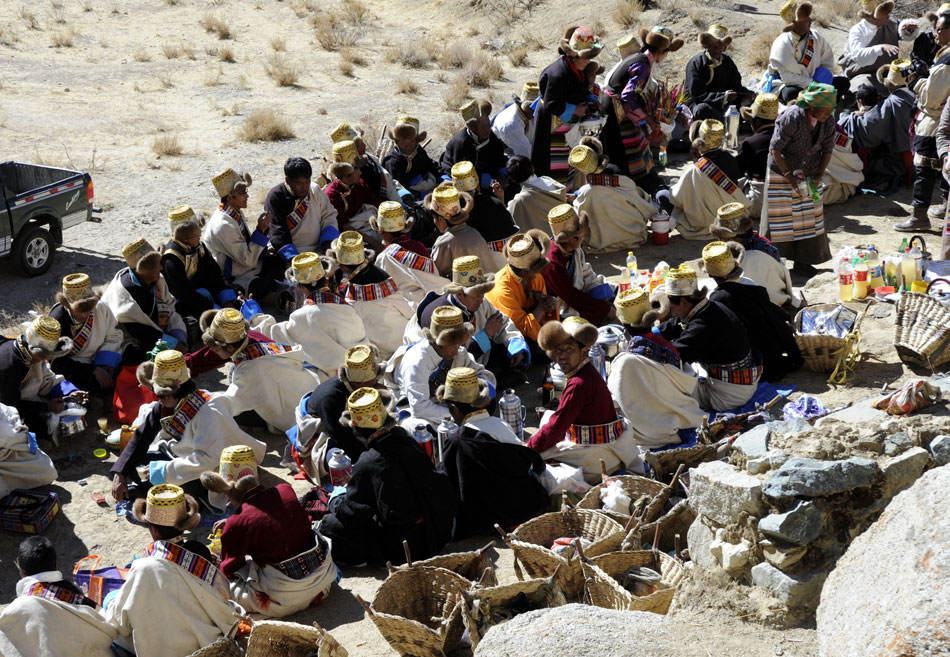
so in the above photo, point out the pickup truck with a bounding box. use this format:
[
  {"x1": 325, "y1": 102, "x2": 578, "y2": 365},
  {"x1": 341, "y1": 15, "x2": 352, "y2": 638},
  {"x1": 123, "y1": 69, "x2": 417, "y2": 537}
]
[{"x1": 0, "y1": 161, "x2": 101, "y2": 276}]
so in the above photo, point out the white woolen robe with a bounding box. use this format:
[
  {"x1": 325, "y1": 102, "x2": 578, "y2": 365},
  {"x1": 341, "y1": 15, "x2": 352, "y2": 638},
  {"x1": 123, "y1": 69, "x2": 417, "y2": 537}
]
[
  {"x1": 374, "y1": 243, "x2": 449, "y2": 304},
  {"x1": 822, "y1": 141, "x2": 864, "y2": 205},
  {"x1": 507, "y1": 175, "x2": 568, "y2": 234},
  {"x1": 100, "y1": 269, "x2": 186, "y2": 346},
  {"x1": 345, "y1": 283, "x2": 416, "y2": 360},
  {"x1": 671, "y1": 163, "x2": 750, "y2": 241},
  {"x1": 0, "y1": 403, "x2": 57, "y2": 498},
  {"x1": 573, "y1": 177, "x2": 656, "y2": 252},
  {"x1": 56, "y1": 302, "x2": 124, "y2": 365}
]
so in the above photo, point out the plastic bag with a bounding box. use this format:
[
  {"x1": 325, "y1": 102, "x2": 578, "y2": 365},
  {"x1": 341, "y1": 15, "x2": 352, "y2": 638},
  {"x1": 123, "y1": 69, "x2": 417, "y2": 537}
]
[
  {"x1": 872, "y1": 379, "x2": 941, "y2": 415},
  {"x1": 538, "y1": 463, "x2": 591, "y2": 495}
]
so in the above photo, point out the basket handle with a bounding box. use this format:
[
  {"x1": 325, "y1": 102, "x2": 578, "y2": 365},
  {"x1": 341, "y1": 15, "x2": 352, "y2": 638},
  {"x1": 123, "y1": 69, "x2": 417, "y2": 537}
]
[
  {"x1": 355, "y1": 594, "x2": 375, "y2": 617},
  {"x1": 402, "y1": 539, "x2": 413, "y2": 568},
  {"x1": 926, "y1": 278, "x2": 950, "y2": 293},
  {"x1": 909, "y1": 235, "x2": 927, "y2": 253},
  {"x1": 599, "y1": 459, "x2": 608, "y2": 483},
  {"x1": 73, "y1": 555, "x2": 102, "y2": 574},
  {"x1": 560, "y1": 491, "x2": 575, "y2": 510}
]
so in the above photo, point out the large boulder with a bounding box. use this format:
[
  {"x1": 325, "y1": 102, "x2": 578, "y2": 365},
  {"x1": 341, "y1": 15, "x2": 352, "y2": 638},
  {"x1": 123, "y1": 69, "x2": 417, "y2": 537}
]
[
  {"x1": 689, "y1": 461, "x2": 766, "y2": 525},
  {"x1": 474, "y1": 603, "x2": 676, "y2": 657},
  {"x1": 762, "y1": 457, "x2": 878, "y2": 499},
  {"x1": 817, "y1": 466, "x2": 950, "y2": 657}
]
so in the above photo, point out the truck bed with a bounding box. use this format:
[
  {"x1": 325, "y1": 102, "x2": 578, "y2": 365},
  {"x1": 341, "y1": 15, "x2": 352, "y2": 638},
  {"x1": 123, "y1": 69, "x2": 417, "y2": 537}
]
[{"x1": 0, "y1": 161, "x2": 85, "y2": 201}]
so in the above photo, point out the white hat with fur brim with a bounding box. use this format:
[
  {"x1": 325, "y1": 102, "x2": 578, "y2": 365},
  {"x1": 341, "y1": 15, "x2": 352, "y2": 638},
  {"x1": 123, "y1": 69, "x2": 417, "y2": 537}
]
[{"x1": 537, "y1": 316, "x2": 599, "y2": 354}]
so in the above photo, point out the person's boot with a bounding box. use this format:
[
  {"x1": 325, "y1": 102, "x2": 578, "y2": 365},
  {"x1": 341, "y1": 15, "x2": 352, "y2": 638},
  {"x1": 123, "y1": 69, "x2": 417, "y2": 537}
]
[
  {"x1": 895, "y1": 206, "x2": 931, "y2": 232},
  {"x1": 928, "y1": 201, "x2": 947, "y2": 220}
]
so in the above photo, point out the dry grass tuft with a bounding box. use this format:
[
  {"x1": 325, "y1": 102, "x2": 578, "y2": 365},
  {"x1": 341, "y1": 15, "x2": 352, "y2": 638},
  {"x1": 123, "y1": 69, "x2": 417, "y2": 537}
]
[
  {"x1": 613, "y1": 0, "x2": 643, "y2": 26},
  {"x1": 49, "y1": 2, "x2": 66, "y2": 25},
  {"x1": 338, "y1": 58, "x2": 354, "y2": 77},
  {"x1": 811, "y1": 0, "x2": 859, "y2": 26},
  {"x1": 464, "y1": 51, "x2": 504, "y2": 88},
  {"x1": 265, "y1": 53, "x2": 302, "y2": 86},
  {"x1": 340, "y1": 47, "x2": 367, "y2": 67},
  {"x1": 50, "y1": 28, "x2": 75, "y2": 48},
  {"x1": 151, "y1": 134, "x2": 183, "y2": 157},
  {"x1": 239, "y1": 109, "x2": 295, "y2": 142},
  {"x1": 290, "y1": 0, "x2": 317, "y2": 17},
  {"x1": 217, "y1": 44, "x2": 235, "y2": 62},
  {"x1": 387, "y1": 39, "x2": 432, "y2": 69},
  {"x1": 133, "y1": 48, "x2": 151, "y2": 62},
  {"x1": 440, "y1": 41, "x2": 474, "y2": 69},
  {"x1": 311, "y1": 6, "x2": 363, "y2": 51},
  {"x1": 19, "y1": 7, "x2": 41, "y2": 30},
  {"x1": 161, "y1": 42, "x2": 181, "y2": 59},
  {"x1": 0, "y1": 24, "x2": 20, "y2": 47},
  {"x1": 200, "y1": 13, "x2": 231, "y2": 39},
  {"x1": 164, "y1": 0, "x2": 181, "y2": 4},
  {"x1": 747, "y1": 30, "x2": 778, "y2": 71},
  {"x1": 157, "y1": 74, "x2": 175, "y2": 89},
  {"x1": 687, "y1": 8, "x2": 706, "y2": 29},
  {"x1": 396, "y1": 74, "x2": 419, "y2": 95},
  {"x1": 442, "y1": 74, "x2": 471, "y2": 110},
  {"x1": 341, "y1": 0, "x2": 371, "y2": 25},
  {"x1": 507, "y1": 44, "x2": 528, "y2": 67},
  {"x1": 270, "y1": 36, "x2": 286, "y2": 51}
]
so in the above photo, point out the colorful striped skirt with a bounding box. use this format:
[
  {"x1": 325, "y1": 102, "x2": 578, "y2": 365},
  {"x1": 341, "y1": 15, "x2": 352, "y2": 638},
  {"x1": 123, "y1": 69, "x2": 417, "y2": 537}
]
[
  {"x1": 619, "y1": 118, "x2": 654, "y2": 181},
  {"x1": 549, "y1": 123, "x2": 573, "y2": 184},
  {"x1": 762, "y1": 171, "x2": 825, "y2": 244}
]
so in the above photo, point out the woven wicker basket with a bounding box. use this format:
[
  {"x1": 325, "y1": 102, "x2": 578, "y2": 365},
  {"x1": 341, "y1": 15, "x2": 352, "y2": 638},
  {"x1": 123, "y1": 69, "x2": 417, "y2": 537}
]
[
  {"x1": 581, "y1": 550, "x2": 686, "y2": 614},
  {"x1": 460, "y1": 576, "x2": 567, "y2": 649},
  {"x1": 359, "y1": 566, "x2": 470, "y2": 657},
  {"x1": 644, "y1": 444, "x2": 718, "y2": 482},
  {"x1": 390, "y1": 541, "x2": 496, "y2": 586},
  {"x1": 619, "y1": 498, "x2": 695, "y2": 553},
  {"x1": 245, "y1": 620, "x2": 347, "y2": 657},
  {"x1": 496, "y1": 508, "x2": 624, "y2": 599},
  {"x1": 186, "y1": 638, "x2": 243, "y2": 657},
  {"x1": 794, "y1": 302, "x2": 866, "y2": 373},
  {"x1": 894, "y1": 280, "x2": 950, "y2": 368},
  {"x1": 576, "y1": 475, "x2": 666, "y2": 523}
]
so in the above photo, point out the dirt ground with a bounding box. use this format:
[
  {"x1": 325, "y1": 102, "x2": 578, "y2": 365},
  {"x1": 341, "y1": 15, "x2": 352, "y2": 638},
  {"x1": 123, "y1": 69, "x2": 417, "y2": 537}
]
[{"x1": 0, "y1": 0, "x2": 945, "y2": 654}]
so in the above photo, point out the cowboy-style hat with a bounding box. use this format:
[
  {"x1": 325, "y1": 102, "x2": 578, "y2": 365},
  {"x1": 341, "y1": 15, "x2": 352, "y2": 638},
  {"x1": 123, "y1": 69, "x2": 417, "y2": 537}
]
[
  {"x1": 638, "y1": 26, "x2": 684, "y2": 53},
  {"x1": 122, "y1": 238, "x2": 162, "y2": 273},
  {"x1": 446, "y1": 255, "x2": 496, "y2": 295},
  {"x1": 740, "y1": 93, "x2": 780, "y2": 122},
  {"x1": 711, "y1": 202, "x2": 754, "y2": 240},
  {"x1": 212, "y1": 168, "x2": 252, "y2": 199},
  {"x1": 504, "y1": 229, "x2": 550, "y2": 275},
  {"x1": 370, "y1": 201, "x2": 413, "y2": 234},
  {"x1": 199, "y1": 308, "x2": 250, "y2": 353},
  {"x1": 435, "y1": 366, "x2": 491, "y2": 409},
  {"x1": 23, "y1": 315, "x2": 73, "y2": 356},
  {"x1": 286, "y1": 251, "x2": 336, "y2": 285},
  {"x1": 537, "y1": 315, "x2": 599, "y2": 353},
  {"x1": 666, "y1": 264, "x2": 700, "y2": 297},
  {"x1": 699, "y1": 24, "x2": 733, "y2": 50},
  {"x1": 781, "y1": 1, "x2": 814, "y2": 32},
  {"x1": 423, "y1": 305, "x2": 475, "y2": 347},
  {"x1": 689, "y1": 119, "x2": 726, "y2": 151},
  {"x1": 876, "y1": 59, "x2": 911, "y2": 89},
  {"x1": 132, "y1": 484, "x2": 201, "y2": 531},
  {"x1": 340, "y1": 344, "x2": 380, "y2": 383},
  {"x1": 136, "y1": 349, "x2": 191, "y2": 396},
  {"x1": 859, "y1": 0, "x2": 894, "y2": 21},
  {"x1": 702, "y1": 241, "x2": 742, "y2": 280},
  {"x1": 424, "y1": 183, "x2": 474, "y2": 225},
  {"x1": 56, "y1": 273, "x2": 100, "y2": 311},
  {"x1": 558, "y1": 26, "x2": 603, "y2": 59},
  {"x1": 548, "y1": 203, "x2": 591, "y2": 243},
  {"x1": 327, "y1": 230, "x2": 375, "y2": 266},
  {"x1": 614, "y1": 287, "x2": 670, "y2": 331},
  {"x1": 388, "y1": 115, "x2": 427, "y2": 142},
  {"x1": 459, "y1": 99, "x2": 492, "y2": 126}
]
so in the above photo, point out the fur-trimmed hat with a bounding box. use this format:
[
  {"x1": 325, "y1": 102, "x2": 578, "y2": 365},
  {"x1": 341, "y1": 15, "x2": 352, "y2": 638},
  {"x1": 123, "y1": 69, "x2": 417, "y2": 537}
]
[
  {"x1": 424, "y1": 183, "x2": 474, "y2": 225},
  {"x1": 699, "y1": 24, "x2": 732, "y2": 50},
  {"x1": 548, "y1": 203, "x2": 590, "y2": 243},
  {"x1": 329, "y1": 121, "x2": 361, "y2": 144},
  {"x1": 666, "y1": 264, "x2": 700, "y2": 297},
  {"x1": 388, "y1": 115, "x2": 426, "y2": 142},
  {"x1": 122, "y1": 238, "x2": 162, "y2": 273},
  {"x1": 57, "y1": 273, "x2": 100, "y2": 312},
  {"x1": 740, "y1": 92, "x2": 779, "y2": 122},
  {"x1": 538, "y1": 316, "x2": 600, "y2": 353},
  {"x1": 639, "y1": 26, "x2": 684, "y2": 53},
  {"x1": 168, "y1": 205, "x2": 200, "y2": 239},
  {"x1": 340, "y1": 344, "x2": 380, "y2": 383},
  {"x1": 702, "y1": 241, "x2": 741, "y2": 279},
  {"x1": 327, "y1": 230, "x2": 375, "y2": 266},
  {"x1": 569, "y1": 136, "x2": 609, "y2": 174},
  {"x1": 212, "y1": 168, "x2": 252, "y2": 199},
  {"x1": 459, "y1": 99, "x2": 492, "y2": 126},
  {"x1": 423, "y1": 305, "x2": 474, "y2": 347},
  {"x1": 859, "y1": 0, "x2": 894, "y2": 21},
  {"x1": 446, "y1": 255, "x2": 496, "y2": 295},
  {"x1": 617, "y1": 34, "x2": 640, "y2": 59},
  {"x1": 23, "y1": 315, "x2": 72, "y2": 356},
  {"x1": 332, "y1": 140, "x2": 358, "y2": 165},
  {"x1": 689, "y1": 119, "x2": 725, "y2": 152},
  {"x1": 558, "y1": 26, "x2": 603, "y2": 59},
  {"x1": 711, "y1": 202, "x2": 754, "y2": 240},
  {"x1": 200, "y1": 308, "x2": 250, "y2": 354},
  {"x1": 286, "y1": 251, "x2": 336, "y2": 285},
  {"x1": 435, "y1": 366, "x2": 491, "y2": 409},
  {"x1": 615, "y1": 287, "x2": 670, "y2": 331},
  {"x1": 200, "y1": 471, "x2": 259, "y2": 502},
  {"x1": 370, "y1": 201, "x2": 413, "y2": 234},
  {"x1": 781, "y1": 2, "x2": 813, "y2": 32},
  {"x1": 504, "y1": 229, "x2": 550, "y2": 275},
  {"x1": 341, "y1": 387, "x2": 390, "y2": 430},
  {"x1": 131, "y1": 484, "x2": 201, "y2": 531},
  {"x1": 877, "y1": 58, "x2": 911, "y2": 89},
  {"x1": 136, "y1": 350, "x2": 191, "y2": 396},
  {"x1": 450, "y1": 160, "x2": 479, "y2": 192}
]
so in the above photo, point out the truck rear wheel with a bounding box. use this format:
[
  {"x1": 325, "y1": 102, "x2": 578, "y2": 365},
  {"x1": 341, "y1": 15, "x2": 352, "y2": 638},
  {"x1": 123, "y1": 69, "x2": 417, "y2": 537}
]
[{"x1": 14, "y1": 224, "x2": 54, "y2": 276}]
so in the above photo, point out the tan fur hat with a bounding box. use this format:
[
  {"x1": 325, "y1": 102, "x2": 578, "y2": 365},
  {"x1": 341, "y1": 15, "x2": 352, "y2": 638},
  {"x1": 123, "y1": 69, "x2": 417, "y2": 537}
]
[
  {"x1": 781, "y1": 1, "x2": 814, "y2": 32},
  {"x1": 389, "y1": 115, "x2": 426, "y2": 142},
  {"x1": 876, "y1": 59, "x2": 911, "y2": 89},
  {"x1": 341, "y1": 344, "x2": 379, "y2": 383},
  {"x1": 548, "y1": 203, "x2": 590, "y2": 243},
  {"x1": 122, "y1": 238, "x2": 162, "y2": 273},
  {"x1": 699, "y1": 25, "x2": 732, "y2": 50},
  {"x1": 424, "y1": 305, "x2": 474, "y2": 347},
  {"x1": 424, "y1": 183, "x2": 474, "y2": 225},
  {"x1": 435, "y1": 366, "x2": 491, "y2": 408},
  {"x1": 614, "y1": 287, "x2": 670, "y2": 331},
  {"x1": 328, "y1": 230, "x2": 375, "y2": 266},
  {"x1": 538, "y1": 316, "x2": 599, "y2": 353},
  {"x1": 459, "y1": 99, "x2": 492, "y2": 126},
  {"x1": 711, "y1": 202, "x2": 754, "y2": 240},
  {"x1": 859, "y1": 0, "x2": 894, "y2": 21},
  {"x1": 136, "y1": 349, "x2": 191, "y2": 396},
  {"x1": 638, "y1": 26, "x2": 684, "y2": 53},
  {"x1": 503, "y1": 229, "x2": 550, "y2": 275},
  {"x1": 200, "y1": 308, "x2": 249, "y2": 352},
  {"x1": 57, "y1": 273, "x2": 100, "y2": 312}
]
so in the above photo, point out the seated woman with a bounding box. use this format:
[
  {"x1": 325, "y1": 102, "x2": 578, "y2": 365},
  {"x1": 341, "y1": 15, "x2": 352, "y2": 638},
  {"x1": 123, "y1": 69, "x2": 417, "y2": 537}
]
[
  {"x1": 506, "y1": 155, "x2": 569, "y2": 235},
  {"x1": 318, "y1": 387, "x2": 456, "y2": 566},
  {"x1": 371, "y1": 201, "x2": 446, "y2": 305},
  {"x1": 527, "y1": 317, "x2": 642, "y2": 482},
  {"x1": 737, "y1": 93, "x2": 779, "y2": 219},
  {"x1": 323, "y1": 153, "x2": 381, "y2": 250},
  {"x1": 48, "y1": 273, "x2": 123, "y2": 398},
  {"x1": 569, "y1": 140, "x2": 656, "y2": 252},
  {"x1": 200, "y1": 450, "x2": 336, "y2": 617},
  {"x1": 0, "y1": 403, "x2": 57, "y2": 500},
  {"x1": 608, "y1": 289, "x2": 704, "y2": 449},
  {"x1": 105, "y1": 485, "x2": 240, "y2": 657},
  {"x1": 666, "y1": 119, "x2": 749, "y2": 240}
]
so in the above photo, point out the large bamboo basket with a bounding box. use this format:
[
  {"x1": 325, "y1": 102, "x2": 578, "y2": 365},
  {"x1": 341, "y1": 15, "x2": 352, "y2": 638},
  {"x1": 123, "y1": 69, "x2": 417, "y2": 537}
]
[
  {"x1": 357, "y1": 566, "x2": 470, "y2": 657},
  {"x1": 495, "y1": 507, "x2": 624, "y2": 598},
  {"x1": 245, "y1": 620, "x2": 348, "y2": 657},
  {"x1": 894, "y1": 279, "x2": 950, "y2": 368},
  {"x1": 389, "y1": 541, "x2": 497, "y2": 586},
  {"x1": 581, "y1": 550, "x2": 686, "y2": 614},
  {"x1": 620, "y1": 498, "x2": 695, "y2": 553},
  {"x1": 793, "y1": 302, "x2": 866, "y2": 373},
  {"x1": 186, "y1": 639, "x2": 243, "y2": 657},
  {"x1": 459, "y1": 575, "x2": 567, "y2": 650},
  {"x1": 576, "y1": 475, "x2": 666, "y2": 523}
]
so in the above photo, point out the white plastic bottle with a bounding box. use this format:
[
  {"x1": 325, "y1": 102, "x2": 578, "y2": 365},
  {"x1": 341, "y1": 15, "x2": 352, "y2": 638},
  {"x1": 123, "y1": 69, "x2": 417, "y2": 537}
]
[{"x1": 626, "y1": 251, "x2": 638, "y2": 285}]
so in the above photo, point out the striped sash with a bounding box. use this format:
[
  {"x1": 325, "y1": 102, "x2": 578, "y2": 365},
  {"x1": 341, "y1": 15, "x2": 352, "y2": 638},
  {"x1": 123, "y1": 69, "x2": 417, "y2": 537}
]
[
  {"x1": 799, "y1": 35, "x2": 815, "y2": 68},
  {"x1": 696, "y1": 157, "x2": 739, "y2": 195},
  {"x1": 834, "y1": 131, "x2": 852, "y2": 150},
  {"x1": 344, "y1": 277, "x2": 399, "y2": 302},
  {"x1": 383, "y1": 243, "x2": 437, "y2": 274},
  {"x1": 704, "y1": 353, "x2": 763, "y2": 385},
  {"x1": 287, "y1": 195, "x2": 310, "y2": 232},
  {"x1": 70, "y1": 313, "x2": 95, "y2": 355},
  {"x1": 305, "y1": 292, "x2": 347, "y2": 305},
  {"x1": 587, "y1": 174, "x2": 620, "y2": 187},
  {"x1": 232, "y1": 341, "x2": 295, "y2": 365},
  {"x1": 147, "y1": 541, "x2": 224, "y2": 593},
  {"x1": 627, "y1": 334, "x2": 681, "y2": 368},
  {"x1": 220, "y1": 204, "x2": 251, "y2": 243},
  {"x1": 567, "y1": 418, "x2": 626, "y2": 445},
  {"x1": 26, "y1": 582, "x2": 87, "y2": 606},
  {"x1": 274, "y1": 539, "x2": 330, "y2": 579},
  {"x1": 161, "y1": 389, "x2": 212, "y2": 441}
]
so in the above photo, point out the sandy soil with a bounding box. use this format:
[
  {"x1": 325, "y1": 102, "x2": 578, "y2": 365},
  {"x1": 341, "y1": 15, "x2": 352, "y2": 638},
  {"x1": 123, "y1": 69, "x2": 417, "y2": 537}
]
[{"x1": 0, "y1": 0, "x2": 944, "y2": 654}]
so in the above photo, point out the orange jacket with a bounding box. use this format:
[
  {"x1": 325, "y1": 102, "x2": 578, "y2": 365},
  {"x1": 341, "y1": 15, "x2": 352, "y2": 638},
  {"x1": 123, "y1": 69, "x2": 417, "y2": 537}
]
[{"x1": 485, "y1": 265, "x2": 558, "y2": 342}]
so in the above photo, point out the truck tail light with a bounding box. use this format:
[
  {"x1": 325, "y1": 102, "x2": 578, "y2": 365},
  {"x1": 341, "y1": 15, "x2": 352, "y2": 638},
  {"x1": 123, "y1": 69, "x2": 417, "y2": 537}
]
[{"x1": 86, "y1": 180, "x2": 94, "y2": 204}]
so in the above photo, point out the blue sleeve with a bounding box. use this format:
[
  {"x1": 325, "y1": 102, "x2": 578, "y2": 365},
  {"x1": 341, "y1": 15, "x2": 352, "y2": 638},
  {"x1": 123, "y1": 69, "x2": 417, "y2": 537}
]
[
  {"x1": 557, "y1": 103, "x2": 577, "y2": 123},
  {"x1": 398, "y1": 188, "x2": 414, "y2": 202},
  {"x1": 588, "y1": 283, "x2": 615, "y2": 301},
  {"x1": 49, "y1": 380, "x2": 78, "y2": 399},
  {"x1": 148, "y1": 460, "x2": 167, "y2": 485},
  {"x1": 278, "y1": 243, "x2": 300, "y2": 261},
  {"x1": 472, "y1": 330, "x2": 492, "y2": 354},
  {"x1": 249, "y1": 229, "x2": 269, "y2": 247},
  {"x1": 195, "y1": 288, "x2": 214, "y2": 303},
  {"x1": 480, "y1": 173, "x2": 493, "y2": 189},
  {"x1": 216, "y1": 288, "x2": 238, "y2": 304},
  {"x1": 813, "y1": 67, "x2": 833, "y2": 84},
  {"x1": 507, "y1": 336, "x2": 530, "y2": 364},
  {"x1": 161, "y1": 333, "x2": 180, "y2": 348},
  {"x1": 93, "y1": 350, "x2": 122, "y2": 368},
  {"x1": 240, "y1": 298, "x2": 263, "y2": 320},
  {"x1": 318, "y1": 225, "x2": 340, "y2": 244}
]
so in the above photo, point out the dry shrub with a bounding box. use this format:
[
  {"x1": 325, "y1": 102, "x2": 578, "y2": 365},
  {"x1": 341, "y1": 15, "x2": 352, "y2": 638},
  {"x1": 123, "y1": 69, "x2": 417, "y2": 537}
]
[
  {"x1": 164, "y1": 0, "x2": 181, "y2": 4},
  {"x1": 239, "y1": 110, "x2": 295, "y2": 142},
  {"x1": 440, "y1": 41, "x2": 474, "y2": 69},
  {"x1": 464, "y1": 51, "x2": 503, "y2": 88},
  {"x1": 157, "y1": 74, "x2": 175, "y2": 89},
  {"x1": 217, "y1": 44, "x2": 235, "y2": 62},
  {"x1": 396, "y1": 74, "x2": 419, "y2": 95},
  {"x1": 613, "y1": 0, "x2": 643, "y2": 27},
  {"x1": 270, "y1": 36, "x2": 286, "y2": 51},
  {"x1": 49, "y1": 2, "x2": 66, "y2": 25},
  {"x1": 507, "y1": 44, "x2": 528, "y2": 67},
  {"x1": 265, "y1": 53, "x2": 301, "y2": 86},
  {"x1": 161, "y1": 42, "x2": 181, "y2": 59},
  {"x1": 387, "y1": 39, "x2": 431, "y2": 69},
  {"x1": 341, "y1": 0, "x2": 370, "y2": 25},
  {"x1": 747, "y1": 30, "x2": 778, "y2": 71},
  {"x1": 200, "y1": 13, "x2": 231, "y2": 39},
  {"x1": 290, "y1": 0, "x2": 317, "y2": 17},
  {"x1": 467, "y1": 25, "x2": 481, "y2": 37},
  {"x1": 0, "y1": 25, "x2": 20, "y2": 47},
  {"x1": 591, "y1": 18, "x2": 608, "y2": 38},
  {"x1": 340, "y1": 47, "x2": 367, "y2": 67},
  {"x1": 442, "y1": 74, "x2": 471, "y2": 110},
  {"x1": 688, "y1": 8, "x2": 706, "y2": 29},
  {"x1": 133, "y1": 48, "x2": 151, "y2": 62},
  {"x1": 338, "y1": 58, "x2": 354, "y2": 77},
  {"x1": 19, "y1": 7, "x2": 40, "y2": 30},
  {"x1": 151, "y1": 134, "x2": 183, "y2": 156},
  {"x1": 812, "y1": 0, "x2": 859, "y2": 26},
  {"x1": 311, "y1": 7, "x2": 361, "y2": 51},
  {"x1": 50, "y1": 28, "x2": 75, "y2": 47}
]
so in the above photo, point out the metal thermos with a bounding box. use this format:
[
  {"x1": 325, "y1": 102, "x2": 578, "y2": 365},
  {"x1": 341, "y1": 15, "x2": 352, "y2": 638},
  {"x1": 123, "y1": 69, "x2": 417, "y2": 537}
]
[
  {"x1": 589, "y1": 343, "x2": 607, "y2": 380},
  {"x1": 327, "y1": 447, "x2": 352, "y2": 487},
  {"x1": 413, "y1": 423, "x2": 435, "y2": 464},
  {"x1": 436, "y1": 418, "x2": 458, "y2": 465},
  {"x1": 724, "y1": 104, "x2": 740, "y2": 149},
  {"x1": 498, "y1": 388, "x2": 525, "y2": 441}
]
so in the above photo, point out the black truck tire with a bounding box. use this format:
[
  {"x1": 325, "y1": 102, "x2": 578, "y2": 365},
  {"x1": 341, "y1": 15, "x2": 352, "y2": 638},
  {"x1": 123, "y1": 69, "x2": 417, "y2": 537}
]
[{"x1": 14, "y1": 224, "x2": 55, "y2": 276}]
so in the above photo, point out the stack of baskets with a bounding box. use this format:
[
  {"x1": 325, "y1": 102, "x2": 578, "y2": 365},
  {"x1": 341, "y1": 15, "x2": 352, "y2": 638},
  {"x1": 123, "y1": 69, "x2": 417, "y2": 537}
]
[{"x1": 894, "y1": 278, "x2": 950, "y2": 368}]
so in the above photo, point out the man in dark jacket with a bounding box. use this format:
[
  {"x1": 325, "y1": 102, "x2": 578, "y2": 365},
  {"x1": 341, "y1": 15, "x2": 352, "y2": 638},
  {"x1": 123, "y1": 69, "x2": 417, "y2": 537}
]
[
  {"x1": 449, "y1": 160, "x2": 518, "y2": 255},
  {"x1": 685, "y1": 25, "x2": 755, "y2": 122},
  {"x1": 441, "y1": 100, "x2": 509, "y2": 190},
  {"x1": 319, "y1": 387, "x2": 456, "y2": 566}
]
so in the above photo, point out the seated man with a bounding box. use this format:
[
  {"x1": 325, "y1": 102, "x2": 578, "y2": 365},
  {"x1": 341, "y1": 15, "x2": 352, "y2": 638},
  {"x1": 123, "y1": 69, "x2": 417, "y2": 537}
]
[
  {"x1": 200, "y1": 308, "x2": 321, "y2": 432},
  {"x1": 319, "y1": 387, "x2": 456, "y2": 566},
  {"x1": 485, "y1": 231, "x2": 559, "y2": 345},
  {"x1": 0, "y1": 403, "x2": 57, "y2": 500},
  {"x1": 686, "y1": 25, "x2": 755, "y2": 122},
  {"x1": 0, "y1": 316, "x2": 81, "y2": 441},
  {"x1": 329, "y1": 121, "x2": 405, "y2": 204},
  {"x1": 49, "y1": 273, "x2": 123, "y2": 398},
  {"x1": 388, "y1": 305, "x2": 496, "y2": 428},
  {"x1": 381, "y1": 116, "x2": 440, "y2": 198},
  {"x1": 711, "y1": 203, "x2": 798, "y2": 310},
  {"x1": 105, "y1": 485, "x2": 241, "y2": 657},
  {"x1": 703, "y1": 242, "x2": 803, "y2": 381},
  {"x1": 839, "y1": 0, "x2": 899, "y2": 92},
  {"x1": 371, "y1": 202, "x2": 446, "y2": 304},
  {"x1": 659, "y1": 265, "x2": 761, "y2": 411},
  {"x1": 427, "y1": 182, "x2": 497, "y2": 277},
  {"x1": 737, "y1": 93, "x2": 780, "y2": 218},
  {"x1": 667, "y1": 119, "x2": 749, "y2": 240},
  {"x1": 491, "y1": 82, "x2": 538, "y2": 158},
  {"x1": 109, "y1": 350, "x2": 265, "y2": 503},
  {"x1": 328, "y1": 231, "x2": 415, "y2": 359},
  {"x1": 527, "y1": 317, "x2": 641, "y2": 482},
  {"x1": 101, "y1": 239, "x2": 187, "y2": 361},
  {"x1": 440, "y1": 100, "x2": 509, "y2": 189},
  {"x1": 265, "y1": 156, "x2": 340, "y2": 262},
  {"x1": 768, "y1": 2, "x2": 846, "y2": 104},
  {"x1": 822, "y1": 124, "x2": 866, "y2": 206},
  {"x1": 608, "y1": 289, "x2": 704, "y2": 449},
  {"x1": 451, "y1": 160, "x2": 518, "y2": 271},
  {"x1": 293, "y1": 344, "x2": 384, "y2": 485},
  {"x1": 246, "y1": 252, "x2": 366, "y2": 378},
  {"x1": 325, "y1": 149, "x2": 382, "y2": 249},
  {"x1": 505, "y1": 155, "x2": 569, "y2": 234},
  {"x1": 541, "y1": 203, "x2": 616, "y2": 325},
  {"x1": 569, "y1": 140, "x2": 657, "y2": 252},
  {"x1": 405, "y1": 256, "x2": 529, "y2": 375},
  {"x1": 200, "y1": 456, "x2": 335, "y2": 617},
  {"x1": 437, "y1": 367, "x2": 518, "y2": 444},
  {"x1": 0, "y1": 536, "x2": 116, "y2": 657},
  {"x1": 161, "y1": 206, "x2": 238, "y2": 321}
]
